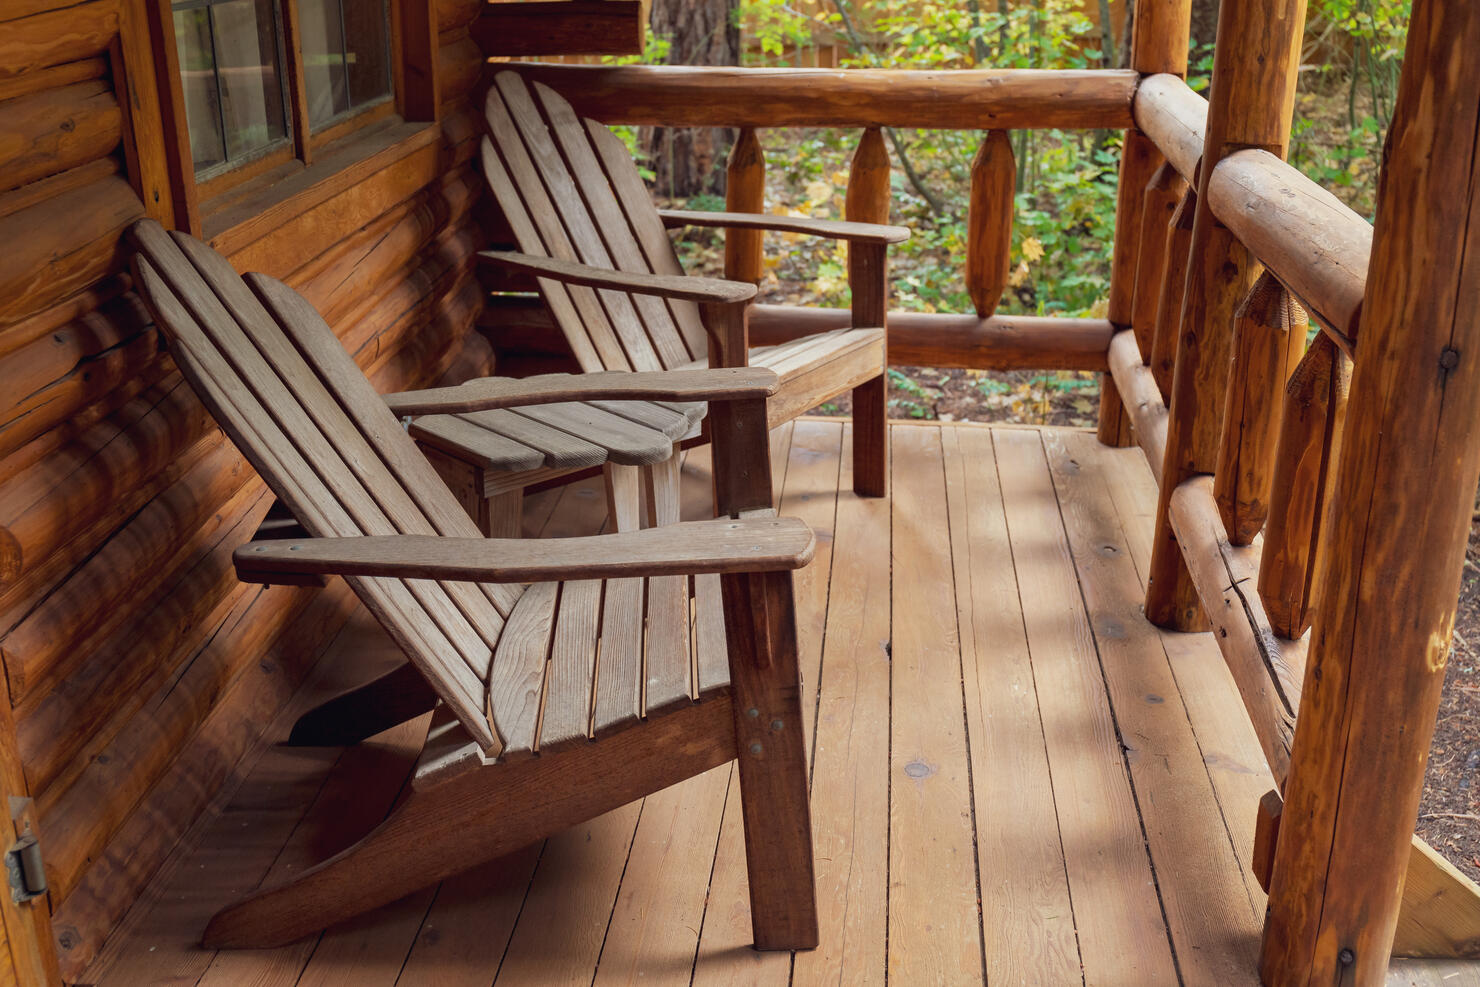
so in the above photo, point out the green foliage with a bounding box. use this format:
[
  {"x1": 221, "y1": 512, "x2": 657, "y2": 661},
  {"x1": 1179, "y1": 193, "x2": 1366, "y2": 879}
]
[
  {"x1": 599, "y1": 34, "x2": 673, "y2": 181},
  {"x1": 1291, "y1": 0, "x2": 1411, "y2": 215}
]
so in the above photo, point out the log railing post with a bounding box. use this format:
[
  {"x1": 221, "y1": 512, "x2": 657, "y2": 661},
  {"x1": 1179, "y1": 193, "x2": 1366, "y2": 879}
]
[
  {"x1": 846, "y1": 127, "x2": 890, "y2": 497},
  {"x1": 725, "y1": 127, "x2": 765, "y2": 285},
  {"x1": 1255, "y1": 332, "x2": 1348, "y2": 639},
  {"x1": 1131, "y1": 161, "x2": 1188, "y2": 361},
  {"x1": 1143, "y1": 0, "x2": 1307, "y2": 630},
  {"x1": 966, "y1": 129, "x2": 1014, "y2": 319},
  {"x1": 1149, "y1": 187, "x2": 1196, "y2": 402},
  {"x1": 1096, "y1": 0, "x2": 1191, "y2": 446},
  {"x1": 1213, "y1": 272, "x2": 1309, "y2": 544},
  {"x1": 1260, "y1": 4, "x2": 1480, "y2": 980}
]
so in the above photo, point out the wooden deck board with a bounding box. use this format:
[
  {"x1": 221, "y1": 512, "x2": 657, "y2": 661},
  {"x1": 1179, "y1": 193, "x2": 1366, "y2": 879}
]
[{"x1": 81, "y1": 423, "x2": 1480, "y2": 987}]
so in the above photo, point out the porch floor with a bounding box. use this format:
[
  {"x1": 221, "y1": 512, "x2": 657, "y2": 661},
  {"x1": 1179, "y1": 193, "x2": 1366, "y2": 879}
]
[{"x1": 83, "y1": 421, "x2": 1476, "y2": 986}]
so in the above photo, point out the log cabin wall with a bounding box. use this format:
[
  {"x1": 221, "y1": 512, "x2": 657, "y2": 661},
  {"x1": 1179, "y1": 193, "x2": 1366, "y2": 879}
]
[{"x1": 0, "y1": 0, "x2": 494, "y2": 979}]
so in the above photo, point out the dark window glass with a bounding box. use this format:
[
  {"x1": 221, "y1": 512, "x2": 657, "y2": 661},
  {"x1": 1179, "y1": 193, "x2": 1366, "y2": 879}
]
[
  {"x1": 299, "y1": 0, "x2": 392, "y2": 130},
  {"x1": 172, "y1": 0, "x2": 290, "y2": 173}
]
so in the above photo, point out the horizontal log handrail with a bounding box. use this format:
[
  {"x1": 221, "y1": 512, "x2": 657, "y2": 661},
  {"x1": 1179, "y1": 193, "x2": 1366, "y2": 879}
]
[
  {"x1": 505, "y1": 63, "x2": 1139, "y2": 130},
  {"x1": 747, "y1": 304, "x2": 1112, "y2": 371},
  {"x1": 1207, "y1": 148, "x2": 1372, "y2": 349},
  {"x1": 1132, "y1": 73, "x2": 1207, "y2": 184}
]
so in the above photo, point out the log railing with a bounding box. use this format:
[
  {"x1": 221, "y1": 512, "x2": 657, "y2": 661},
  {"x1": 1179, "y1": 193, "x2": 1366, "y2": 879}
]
[
  {"x1": 1108, "y1": 0, "x2": 1480, "y2": 978},
  {"x1": 493, "y1": 62, "x2": 1134, "y2": 376},
  {"x1": 491, "y1": 35, "x2": 1480, "y2": 980}
]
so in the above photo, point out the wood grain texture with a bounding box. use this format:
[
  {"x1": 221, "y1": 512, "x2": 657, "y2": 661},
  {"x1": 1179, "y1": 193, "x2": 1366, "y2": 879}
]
[
  {"x1": 1213, "y1": 273, "x2": 1309, "y2": 545},
  {"x1": 504, "y1": 64, "x2": 1138, "y2": 130},
  {"x1": 1132, "y1": 74, "x2": 1206, "y2": 184},
  {"x1": 469, "y1": 1, "x2": 643, "y2": 57},
  {"x1": 0, "y1": 81, "x2": 121, "y2": 195},
  {"x1": 1100, "y1": 128, "x2": 1160, "y2": 446},
  {"x1": 723, "y1": 128, "x2": 765, "y2": 285},
  {"x1": 1257, "y1": 333, "x2": 1349, "y2": 639},
  {"x1": 1262, "y1": 5, "x2": 1480, "y2": 978},
  {"x1": 966, "y1": 130, "x2": 1014, "y2": 318}
]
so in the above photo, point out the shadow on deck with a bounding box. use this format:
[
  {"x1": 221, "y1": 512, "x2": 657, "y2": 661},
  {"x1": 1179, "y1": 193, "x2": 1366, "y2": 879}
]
[{"x1": 81, "y1": 422, "x2": 1477, "y2": 986}]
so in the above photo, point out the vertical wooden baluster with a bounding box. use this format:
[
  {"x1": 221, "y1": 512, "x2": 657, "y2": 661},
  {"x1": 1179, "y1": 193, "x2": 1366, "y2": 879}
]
[
  {"x1": 725, "y1": 127, "x2": 765, "y2": 285},
  {"x1": 1213, "y1": 272, "x2": 1309, "y2": 544},
  {"x1": 1143, "y1": 0, "x2": 1306, "y2": 631},
  {"x1": 1255, "y1": 333, "x2": 1348, "y2": 638},
  {"x1": 1262, "y1": 6, "x2": 1480, "y2": 979},
  {"x1": 1099, "y1": 129, "x2": 1161, "y2": 446},
  {"x1": 1097, "y1": 0, "x2": 1192, "y2": 446},
  {"x1": 1149, "y1": 187, "x2": 1196, "y2": 401},
  {"x1": 846, "y1": 126, "x2": 890, "y2": 498},
  {"x1": 966, "y1": 129, "x2": 1014, "y2": 319},
  {"x1": 1131, "y1": 161, "x2": 1188, "y2": 361}
]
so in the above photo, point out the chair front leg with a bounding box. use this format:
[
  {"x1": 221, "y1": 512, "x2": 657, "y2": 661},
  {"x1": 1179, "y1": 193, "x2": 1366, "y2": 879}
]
[
  {"x1": 721, "y1": 568, "x2": 819, "y2": 950},
  {"x1": 849, "y1": 240, "x2": 890, "y2": 497},
  {"x1": 701, "y1": 298, "x2": 753, "y2": 371}
]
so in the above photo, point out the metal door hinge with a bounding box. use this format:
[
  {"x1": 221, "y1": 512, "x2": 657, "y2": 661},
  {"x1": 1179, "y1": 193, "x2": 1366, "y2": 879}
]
[{"x1": 5, "y1": 832, "x2": 46, "y2": 904}]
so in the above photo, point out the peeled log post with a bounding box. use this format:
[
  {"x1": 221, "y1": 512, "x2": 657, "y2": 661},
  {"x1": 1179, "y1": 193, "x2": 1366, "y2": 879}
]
[
  {"x1": 1255, "y1": 333, "x2": 1348, "y2": 639},
  {"x1": 846, "y1": 126, "x2": 890, "y2": 498},
  {"x1": 724, "y1": 127, "x2": 764, "y2": 285},
  {"x1": 1143, "y1": 0, "x2": 1307, "y2": 631},
  {"x1": 1261, "y1": 4, "x2": 1480, "y2": 980},
  {"x1": 1149, "y1": 187, "x2": 1195, "y2": 401},
  {"x1": 966, "y1": 129, "x2": 1013, "y2": 319},
  {"x1": 1213, "y1": 273, "x2": 1309, "y2": 545},
  {"x1": 1131, "y1": 161, "x2": 1187, "y2": 360}
]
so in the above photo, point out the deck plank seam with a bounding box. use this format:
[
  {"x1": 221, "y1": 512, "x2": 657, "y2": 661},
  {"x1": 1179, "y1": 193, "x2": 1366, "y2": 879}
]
[
  {"x1": 1036, "y1": 428, "x2": 1188, "y2": 986},
  {"x1": 985, "y1": 427, "x2": 1090, "y2": 984},
  {"x1": 938, "y1": 425, "x2": 993, "y2": 987}
]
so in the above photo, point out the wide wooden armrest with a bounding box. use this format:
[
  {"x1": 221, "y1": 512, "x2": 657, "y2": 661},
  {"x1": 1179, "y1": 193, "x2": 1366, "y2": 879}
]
[
  {"x1": 656, "y1": 209, "x2": 911, "y2": 244},
  {"x1": 383, "y1": 368, "x2": 778, "y2": 416},
  {"x1": 234, "y1": 516, "x2": 815, "y2": 583},
  {"x1": 478, "y1": 250, "x2": 756, "y2": 304}
]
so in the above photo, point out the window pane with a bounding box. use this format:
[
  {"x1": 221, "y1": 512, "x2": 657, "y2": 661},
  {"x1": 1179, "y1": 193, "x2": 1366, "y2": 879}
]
[
  {"x1": 209, "y1": 0, "x2": 288, "y2": 161},
  {"x1": 342, "y1": 0, "x2": 390, "y2": 108},
  {"x1": 173, "y1": 7, "x2": 227, "y2": 170},
  {"x1": 301, "y1": 0, "x2": 391, "y2": 131}
]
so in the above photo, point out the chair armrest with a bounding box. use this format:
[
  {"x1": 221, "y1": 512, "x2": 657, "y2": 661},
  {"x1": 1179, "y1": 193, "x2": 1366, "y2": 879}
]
[
  {"x1": 234, "y1": 516, "x2": 815, "y2": 584},
  {"x1": 656, "y1": 209, "x2": 911, "y2": 245},
  {"x1": 478, "y1": 250, "x2": 756, "y2": 305},
  {"x1": 383, "y1": 368, "x2": 777, "y2": 417}
]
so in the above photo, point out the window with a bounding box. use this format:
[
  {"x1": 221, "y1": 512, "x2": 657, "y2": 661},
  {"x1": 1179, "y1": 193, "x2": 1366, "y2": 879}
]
[{"x1": 172, "y1": 0, "x2": 393, "y2": 180}]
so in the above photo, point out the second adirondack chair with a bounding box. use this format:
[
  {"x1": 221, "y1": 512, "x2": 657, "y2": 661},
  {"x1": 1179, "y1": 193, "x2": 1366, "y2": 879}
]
[
  {"x1": 479, "y1": 69, "x2": 908, "y2": 497},
  {"x1": 127, "y1": 219, "x2": 819, "y2": 952}
]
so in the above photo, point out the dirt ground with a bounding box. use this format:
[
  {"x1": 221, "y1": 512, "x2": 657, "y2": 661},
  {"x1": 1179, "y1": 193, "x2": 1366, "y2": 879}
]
[{"x1": 819, "y1": 366, "x2": 1480, "y2": 883}]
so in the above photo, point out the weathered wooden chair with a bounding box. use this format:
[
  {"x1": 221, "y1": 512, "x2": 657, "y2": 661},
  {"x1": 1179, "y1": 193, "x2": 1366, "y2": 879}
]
[
  {"x1": 479, "y1": 69, "x2": 908, "y2": 497},
  {"x1": 126, "y1": 218, "x2": 819, "y2": 951}
]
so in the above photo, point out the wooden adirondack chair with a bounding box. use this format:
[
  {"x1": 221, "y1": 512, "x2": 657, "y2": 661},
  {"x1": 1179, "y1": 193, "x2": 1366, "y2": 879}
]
[
  {"x1": 479, "y1": 69, "x2": 908, "y2": 497},
  {"x1": 126, "y1": 218, "x2": 820, "y2": 951}
]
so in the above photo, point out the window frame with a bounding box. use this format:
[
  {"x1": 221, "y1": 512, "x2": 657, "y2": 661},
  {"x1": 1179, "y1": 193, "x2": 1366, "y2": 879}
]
[{"x1": 150, "y1": 0, "x2": 436, "y2": 233}]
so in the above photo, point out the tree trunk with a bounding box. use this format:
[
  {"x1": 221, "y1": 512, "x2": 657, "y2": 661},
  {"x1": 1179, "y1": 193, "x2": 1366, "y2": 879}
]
[{"x1": 645, "y1": 0, "x2": 739, "y2": 198}]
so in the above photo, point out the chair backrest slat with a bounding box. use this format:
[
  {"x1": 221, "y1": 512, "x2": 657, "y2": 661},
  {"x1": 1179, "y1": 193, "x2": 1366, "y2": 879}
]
[
  {"x1": 130, "y1": 222, "x2": 498, "y2": 751},
  {"x1": 480, "y1": 138, "x2": 608, "y2": 372},
  {"x1": 489, "y1": 75, "x2": 663, "y2": 373},
  {"x1": 481, "y1": 71, "x2": 707, "y2": 372},
  {"x1": 581, "y1": 118, "x2": 710, "y2": 362},
  {"x1": 248, "y1": 272, "x2": 521, "y2": 620},
  {"x1": 483, "y1": 91, "x2": 638, "y2": 371},
  {"x1": 527, "y1": 80, "x2": 696, "y2": 368}
]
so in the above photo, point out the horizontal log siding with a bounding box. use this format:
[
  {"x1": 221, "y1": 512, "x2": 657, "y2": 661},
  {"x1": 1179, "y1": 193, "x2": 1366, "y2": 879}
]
[{"x1": 0, "y1": 7, "x2": 492, "y2": 978}]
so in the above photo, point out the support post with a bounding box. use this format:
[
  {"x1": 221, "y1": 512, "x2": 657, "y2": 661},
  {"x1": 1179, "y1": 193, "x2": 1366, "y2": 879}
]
[
  {"x1": 846, "y1": 127, "x2": 890, "y2": 497},
  {"x1": 1143, "y1": 0, "x2": 1306, "y2": 629},
  {"x1": 1260, "y1": 2, "x2": 1480, "y2": 981},
  {"x1": 724, "y1": 127, "x2": 765, "y2": 285},
  {"x1": 1096, "y1": 0, "x2": 1191, "y2": 446}
]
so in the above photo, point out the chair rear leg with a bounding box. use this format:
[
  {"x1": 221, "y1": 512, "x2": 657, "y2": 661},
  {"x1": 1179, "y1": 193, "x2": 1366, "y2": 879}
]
[
  {"x1": 724, "y1": 570, "x2": 819, "y2": 950},
  {"x1": 852, "y1": 375, "x2": 888, "y2": 497}
]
